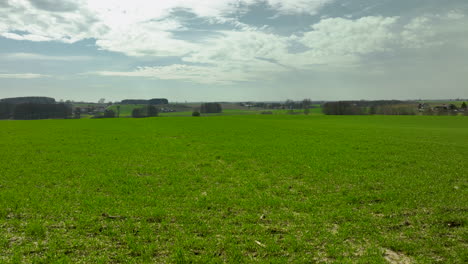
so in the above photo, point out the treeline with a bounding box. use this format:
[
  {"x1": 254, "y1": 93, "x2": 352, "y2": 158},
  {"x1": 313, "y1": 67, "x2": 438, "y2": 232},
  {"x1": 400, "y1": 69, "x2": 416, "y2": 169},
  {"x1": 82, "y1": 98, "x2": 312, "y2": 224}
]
[
  {"x1": 0, "y1": 97, "x2": 55, "y2": 104},
  {"x1": 0, "y1": 97, "x2": 72, "y2": 120},
  {"x1": 200, "y1": 103, "x2": 222, "y2": 113},
  {"x1": 0, "y1": 102, "x2": 72, "y2": 120},
  {"x1": 121, "y1": 98, "x2": 168, "y2": 105},
  {"x1": 0, "y1": 103, "x2": 15, "y2": 119},
  {"x1": 190, "y1": 103, "x2": 223, "y2": 116},
  {"x1": 322, "y1": 101, "x2": 366, "y2": 115},
  {"x1": 240, "y1": 99, "x2": 316, "y2": 110},
  {"x1": 131, "y1": 105, "x2": 159, "y2": 118},
  {"x1": 323, "y1": 101, "x2": 468, "y2": 115},
  {"x1": 322, "y1": 101, "x2": 419, "y2": 115}
]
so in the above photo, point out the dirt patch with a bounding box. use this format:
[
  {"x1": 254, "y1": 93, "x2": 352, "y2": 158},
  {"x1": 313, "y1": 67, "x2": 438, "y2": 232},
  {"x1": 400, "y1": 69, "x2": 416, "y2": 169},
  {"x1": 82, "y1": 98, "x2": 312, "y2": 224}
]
[
  {"x1": 330, "y1": 224, "x2": 339, "y2": 235},
  {"x1": 384, "y1": 248, "x2": 412, "y2": 264}
]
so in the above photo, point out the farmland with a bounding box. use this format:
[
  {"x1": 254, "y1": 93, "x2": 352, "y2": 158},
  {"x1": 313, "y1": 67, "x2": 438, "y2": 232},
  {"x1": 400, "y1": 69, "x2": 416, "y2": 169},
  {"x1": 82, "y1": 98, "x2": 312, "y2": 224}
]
[{"x1": 0, "y1": 115, "x2": 467, "y2": 263}]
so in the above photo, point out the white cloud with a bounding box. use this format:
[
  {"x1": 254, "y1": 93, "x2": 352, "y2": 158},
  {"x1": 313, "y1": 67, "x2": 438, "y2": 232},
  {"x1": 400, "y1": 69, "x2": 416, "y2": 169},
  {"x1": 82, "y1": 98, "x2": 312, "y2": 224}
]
[
  {"x1": 184, "y1": 29, "x2": 290, "y2": 64},
  {"x1": 400, "y1": 16, "x2": 437, "y2": 48},
  {"x1": 299, "y1": 16, "x2": 398, "y2": 55},
  {"x1": 94, "y1": 57, "x2": 285, "y2": 85},
  {"x1": 28, "y1": 0, "x2": 79, "y2": 12},
  {"x1": 0, "y1": 73, "x2": 50, "y2": 79},
  {"x1": 94, "y1": 19, "x2": 197, "y2": 57},
  {"x1": 84, "y1": 1, "x2": 335, "y2": 58},
  {"x1": 1, "y1": 32, "x2": 53, "y2": 42},
  {"x1": 0, "y1": 0, "x2": 105, "y2": 43},
  {"x1": 2, "y1": 53, "x2": 93, "y2": 61},
  {"x1": 92, "y1": 28, "x2": 291, "y2": 83},
  {"x1": 94, "y1": 65, "x2": 246, "y2": 84},
  {"x1": 400, "y1": 12, "x2": 468, "y2": 49},
  {"x1": 263, "y1": 0, "x2": 335, "y2": 15},
  {"x1": 445, "y1": 11, "x2": 465, "y2": 20},
  {"x1": 0, "y1": 0, "x2": 335, "y2": 46},
  {"x1": 90, "y1": 12, "x2": 467, "y2": 84},
  {"x1": 85, "y1": 0, "x2": 336, "y2": 22},
  {"x1": 1, "y1": 1, "x2": 467, "y2": 84}
]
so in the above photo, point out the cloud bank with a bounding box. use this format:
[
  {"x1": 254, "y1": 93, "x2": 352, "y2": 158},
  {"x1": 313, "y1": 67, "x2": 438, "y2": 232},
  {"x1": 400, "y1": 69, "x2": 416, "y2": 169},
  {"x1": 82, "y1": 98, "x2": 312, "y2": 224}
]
[
  {"x1": 0, "y1": 73, "x2": 50, "y2": 79},
  {"x1": 1, "y1": 0, "x2": 467, "y2": 85}
]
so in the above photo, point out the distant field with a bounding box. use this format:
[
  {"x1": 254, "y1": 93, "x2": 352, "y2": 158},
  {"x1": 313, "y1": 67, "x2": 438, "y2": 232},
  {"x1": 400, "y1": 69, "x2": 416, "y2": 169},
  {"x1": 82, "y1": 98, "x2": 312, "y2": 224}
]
[
  {"x1": 107, "y1": 104, "x2": 324, "y2": 117},
  {"x1": 0, "y1": 115, "x2": 467, "y2": 263},
  {"x1": 105, "y1": 105, "x2": 258, "y2": 117},
  {"x1": 158, "y1": 108, "x2": 324, "y2": 117}
]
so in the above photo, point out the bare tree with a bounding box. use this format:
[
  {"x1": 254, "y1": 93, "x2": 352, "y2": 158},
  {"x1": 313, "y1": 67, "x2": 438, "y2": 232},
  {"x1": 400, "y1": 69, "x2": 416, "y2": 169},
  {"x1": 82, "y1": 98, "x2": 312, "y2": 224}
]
[{"x1": 303, "y1": 99, "x2": 312, "y2": 115}]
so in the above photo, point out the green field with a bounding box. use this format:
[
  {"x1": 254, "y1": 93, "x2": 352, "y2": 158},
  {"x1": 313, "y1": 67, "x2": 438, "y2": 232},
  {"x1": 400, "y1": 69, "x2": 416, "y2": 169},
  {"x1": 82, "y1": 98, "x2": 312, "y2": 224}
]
[
  {"x1": 107, "y1": 105, "x2": 323, "y2": 117},
  {"x1": 0, "y1": 115, "x2": 467, "y2": 263}
]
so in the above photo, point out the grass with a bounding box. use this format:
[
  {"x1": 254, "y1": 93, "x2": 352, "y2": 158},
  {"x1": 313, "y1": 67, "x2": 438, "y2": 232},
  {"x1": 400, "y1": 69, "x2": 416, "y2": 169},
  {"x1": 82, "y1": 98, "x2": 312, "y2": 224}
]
[
  {"x1": 0, "y1": 115, "x2": 467, "y2": 263},
  {"x1": 161, "y1": 109, "x2": 284, "y2": 117}
]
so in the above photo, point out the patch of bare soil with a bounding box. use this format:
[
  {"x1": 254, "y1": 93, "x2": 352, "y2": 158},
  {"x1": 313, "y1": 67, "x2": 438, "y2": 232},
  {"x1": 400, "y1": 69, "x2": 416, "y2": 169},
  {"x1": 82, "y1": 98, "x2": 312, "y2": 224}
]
[{"x1": 384, "y1": 248, "x2": 412, "y2": 264}]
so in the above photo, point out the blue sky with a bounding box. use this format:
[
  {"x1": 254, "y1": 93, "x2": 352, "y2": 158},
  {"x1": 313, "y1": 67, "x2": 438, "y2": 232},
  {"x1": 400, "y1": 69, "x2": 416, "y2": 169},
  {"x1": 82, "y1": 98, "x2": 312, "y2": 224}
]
[{"x1": 0, "y1": 0, "x2": 467, "y2": 102}]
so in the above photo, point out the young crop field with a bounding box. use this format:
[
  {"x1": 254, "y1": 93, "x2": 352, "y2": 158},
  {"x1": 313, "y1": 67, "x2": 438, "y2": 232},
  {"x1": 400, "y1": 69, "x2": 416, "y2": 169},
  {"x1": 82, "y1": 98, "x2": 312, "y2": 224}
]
[{"x1": 0, "y1": 115, "x2": 467, "y2": 263}]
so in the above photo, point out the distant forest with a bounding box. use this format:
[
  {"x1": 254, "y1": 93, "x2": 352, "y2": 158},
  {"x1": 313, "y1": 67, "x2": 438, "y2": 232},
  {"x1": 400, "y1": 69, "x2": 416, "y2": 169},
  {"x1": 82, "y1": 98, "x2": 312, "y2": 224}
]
[
  {"x1": 0, "y1": 97, "x2": 69, "y2": 120},
  {"x1": 121, "y1": 98, "x2": 169, "y2": 105},
  {"x1": 0, "y1": 97, "x2": 170, "y2": 120}
]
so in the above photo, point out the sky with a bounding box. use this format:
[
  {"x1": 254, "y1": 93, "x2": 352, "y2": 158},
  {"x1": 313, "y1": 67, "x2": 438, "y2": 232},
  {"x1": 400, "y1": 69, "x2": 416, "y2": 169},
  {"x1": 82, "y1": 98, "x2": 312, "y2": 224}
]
[{"x1": 0, "y1": 0, "x2": 467, "y2": 102}]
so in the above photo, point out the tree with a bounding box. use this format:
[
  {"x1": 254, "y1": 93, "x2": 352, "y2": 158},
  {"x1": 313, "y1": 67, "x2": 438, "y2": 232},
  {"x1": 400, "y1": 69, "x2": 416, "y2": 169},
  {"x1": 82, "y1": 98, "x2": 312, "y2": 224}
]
[
  {"x1": 322, "y1": 101, "x2": 364, "y2": 115},
  {"x1": 116, "y1": 105, "x2": 121, "y2": 118},
  {"x1": 103, "y1": 109, "x2": 116, "y2": 118},
  {"x1": 12, "y1": 103, "x2": 72, "y2": 120},
  {"x1": 192, "y1": 111, "x2": 201, "y2": 117},
  {"x1": 448, "y1": 104, "x2": 458, "y2": 111},
  {"x1": 423, "y1": 107, "x2": 434, "y2": 116},
  {"x1": 303, "y1": 99, "x2": 312, "y2": 115},
  {"x1": 461, "y1": 102, "x2": 467, "y2": 110},
  {"x1": 200, "y1": 103, "x2": 222, "y2": 113},
  {"x1": 98, "y1": 98, "x2": 106, "y2": 104},
  {"x1": 302, "y1": 99, "x2": 312, "y2": 108},
  {"x1": 285, "y1": 99, "x2": 294, "y2": 110},
  {"x1": 86, "y1": 105, "x2": 95, "y2": 114},
  {"x1": 132, "y1": 108, "x2": 145, "y2": 118},
  {"x1": 147, "y1": 105, "x2": 159, "y2": 117},
  {"x1": 0, "y1": 102, "x2": 14, "y2": 119},
  {"x1": 0, "y1": 96, "x2": 55, "y2": 104},
  {"x1": 74, "y1": 107, "x2": 81, "y2": 119}
]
